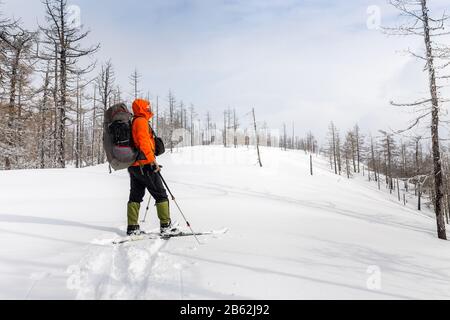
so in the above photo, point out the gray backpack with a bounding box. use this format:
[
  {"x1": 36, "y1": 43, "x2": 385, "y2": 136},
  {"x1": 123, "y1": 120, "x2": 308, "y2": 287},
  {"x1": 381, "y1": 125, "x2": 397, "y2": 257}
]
[{"x1": 103, "y1": 103, "x2": 139, "y2": 171}]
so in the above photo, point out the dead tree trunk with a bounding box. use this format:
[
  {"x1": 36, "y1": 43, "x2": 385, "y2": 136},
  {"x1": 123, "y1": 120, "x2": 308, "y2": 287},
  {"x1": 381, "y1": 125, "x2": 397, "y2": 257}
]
[
  {"x1": 253, "y1": 108, "x2": 262, "y2": 168},
  {"x1": 5, "y1": 43, "x2": 21, "y2": 170},
  {"x1": 91, "y1": 85, "x2": 96, "y2": 166},
  {"x1": 355, "y1": 124, "x2": 361, "y2": 173},
  {"x1": 331, "y1": 123, "x2": 337, "y2": 175},
  {"x1": 40, "y1": 65, "x2": 51, "y2": 168},
  {"x1": 371, "y1": 137, "x2": 377, "y2": 182},
  {"x1": 421, "y1": 0, "x2": 446, "y2": 239}
]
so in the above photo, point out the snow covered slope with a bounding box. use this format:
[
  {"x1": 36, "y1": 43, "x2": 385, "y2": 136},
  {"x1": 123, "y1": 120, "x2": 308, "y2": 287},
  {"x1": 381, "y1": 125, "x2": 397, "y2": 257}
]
[{"x1": 0, "y1": 146, "x2": 449, "y2": 300}]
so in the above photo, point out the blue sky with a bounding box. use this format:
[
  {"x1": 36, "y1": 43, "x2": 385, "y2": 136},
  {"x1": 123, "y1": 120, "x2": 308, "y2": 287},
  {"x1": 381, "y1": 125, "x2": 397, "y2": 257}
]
[{"x1": 3, "y1": 0, "x2": 448, "y2": 140}]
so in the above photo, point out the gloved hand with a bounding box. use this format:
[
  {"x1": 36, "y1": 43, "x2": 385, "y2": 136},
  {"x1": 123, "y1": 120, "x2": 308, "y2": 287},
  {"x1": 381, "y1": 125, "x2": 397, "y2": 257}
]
[{"x1": 151, "y1": 161, "x2": 162, "y2": 173}]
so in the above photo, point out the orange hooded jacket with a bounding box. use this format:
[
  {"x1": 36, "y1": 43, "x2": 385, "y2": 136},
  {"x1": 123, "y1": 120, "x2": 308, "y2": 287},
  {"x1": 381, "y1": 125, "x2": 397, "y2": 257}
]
[{"x1": 131, "y1": 99, "x2": 156, "y2": 167}]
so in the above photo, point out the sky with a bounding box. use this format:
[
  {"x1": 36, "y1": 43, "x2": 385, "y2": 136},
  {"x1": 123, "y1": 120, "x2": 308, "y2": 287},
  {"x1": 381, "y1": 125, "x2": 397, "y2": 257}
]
[{"x1": 2, "y1": 0, "x2": 450, "y2": 141}]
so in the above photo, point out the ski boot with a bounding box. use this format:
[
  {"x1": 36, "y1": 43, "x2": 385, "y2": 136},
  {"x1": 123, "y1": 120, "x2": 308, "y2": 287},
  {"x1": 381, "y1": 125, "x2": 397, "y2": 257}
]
[
  {"x1": 160, "y1": 220, "x2": 182, "y2": 237},
  {"x1": 127, "y1": 225, "x2": 145, "y2": 236}
]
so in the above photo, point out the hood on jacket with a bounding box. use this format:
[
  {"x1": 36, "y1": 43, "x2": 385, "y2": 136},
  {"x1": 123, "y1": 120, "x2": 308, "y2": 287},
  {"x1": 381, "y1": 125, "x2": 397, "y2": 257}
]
[{"x1": 132, "y1": 99, "x2": 154, "y2": 120}]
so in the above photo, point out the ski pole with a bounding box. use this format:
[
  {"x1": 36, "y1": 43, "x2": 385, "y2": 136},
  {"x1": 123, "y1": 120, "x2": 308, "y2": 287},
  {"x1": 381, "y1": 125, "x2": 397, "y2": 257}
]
[
  {"x1": 157, "y1": 171, "x2": 201, "y2": 245},
  {"x1": 141, "y1": 196, "x2": 152, "y2": 223}
]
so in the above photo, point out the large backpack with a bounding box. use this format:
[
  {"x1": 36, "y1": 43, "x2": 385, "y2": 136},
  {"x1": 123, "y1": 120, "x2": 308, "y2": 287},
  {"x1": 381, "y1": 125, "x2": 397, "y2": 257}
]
[{"x1": 103, "y1": 103, "x2": 139, "y2": 171}]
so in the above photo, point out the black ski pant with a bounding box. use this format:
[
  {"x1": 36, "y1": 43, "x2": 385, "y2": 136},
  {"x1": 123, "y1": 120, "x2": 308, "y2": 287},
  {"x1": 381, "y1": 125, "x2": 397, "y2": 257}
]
[{"x1": 128, "y1": 165, "x2": 169, "y2": 204}]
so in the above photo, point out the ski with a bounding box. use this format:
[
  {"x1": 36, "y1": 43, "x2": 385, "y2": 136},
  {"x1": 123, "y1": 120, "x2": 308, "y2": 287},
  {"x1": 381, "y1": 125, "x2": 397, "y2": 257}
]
[
  {"x1": 160, "y1": 228, "x2": 229, "y2": 240},
  {"x1": 112, "y1": 233, "x2": 158, "y2": 245},
  {"x1": 112, "y1": 228, "x2": 228, "y2": 245}
]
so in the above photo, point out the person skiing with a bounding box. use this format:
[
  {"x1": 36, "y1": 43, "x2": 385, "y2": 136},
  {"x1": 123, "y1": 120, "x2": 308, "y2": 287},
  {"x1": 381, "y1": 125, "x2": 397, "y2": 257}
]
[{"x1": 127, "y1": 98, "x2": 179, "y2": 236}]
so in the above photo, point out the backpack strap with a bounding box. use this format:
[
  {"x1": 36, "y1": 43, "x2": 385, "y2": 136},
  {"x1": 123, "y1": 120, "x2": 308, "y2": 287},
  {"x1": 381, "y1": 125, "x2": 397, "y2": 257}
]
[{"x1": 149, "y1": 124, "x2": 157, "y2": 139}]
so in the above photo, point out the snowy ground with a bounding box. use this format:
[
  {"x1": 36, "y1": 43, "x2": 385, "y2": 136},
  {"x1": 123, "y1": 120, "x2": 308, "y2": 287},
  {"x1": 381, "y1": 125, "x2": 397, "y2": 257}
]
[{"x1": 0, "y1": 146, "x2": 449, "y2": 300}]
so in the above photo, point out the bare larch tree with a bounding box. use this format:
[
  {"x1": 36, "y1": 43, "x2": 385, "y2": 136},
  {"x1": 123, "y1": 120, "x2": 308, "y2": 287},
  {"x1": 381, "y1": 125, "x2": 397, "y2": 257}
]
[
  {"x1": 39, "y1": 0, "x2": 99, "y2": 168},
  {"x1": 386, "y1": 0, "x2": 448, "y2": 239}
]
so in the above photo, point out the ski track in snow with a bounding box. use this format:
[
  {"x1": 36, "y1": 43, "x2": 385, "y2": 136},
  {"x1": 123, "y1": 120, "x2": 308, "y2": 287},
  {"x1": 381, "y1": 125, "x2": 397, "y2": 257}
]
[
  {"x1": 73, "y1": 229, "x2": 231, "y2": 300},
  {"x1": 72, "y1": 238, "x2": 173, "y2": 300}
]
